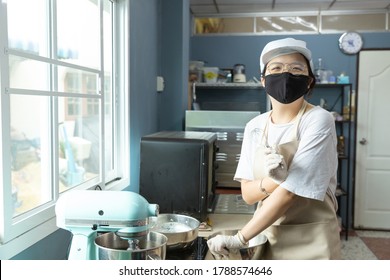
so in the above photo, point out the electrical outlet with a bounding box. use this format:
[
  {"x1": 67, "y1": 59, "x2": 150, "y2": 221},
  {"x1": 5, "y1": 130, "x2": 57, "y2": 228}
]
[{"x1": 157, "y1": 76, "x2": 164, "y2": 92}]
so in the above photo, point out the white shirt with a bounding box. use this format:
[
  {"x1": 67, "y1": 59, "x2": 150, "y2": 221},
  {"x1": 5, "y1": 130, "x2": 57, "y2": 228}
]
[{"x1": 234, "y1": 105, "x2": 338, "y2": 202}]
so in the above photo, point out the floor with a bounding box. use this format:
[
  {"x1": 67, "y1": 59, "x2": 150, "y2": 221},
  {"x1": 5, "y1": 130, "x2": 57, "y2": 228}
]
[{"x1": 340, "y1": 230, "x2": 390, "y2": 260}]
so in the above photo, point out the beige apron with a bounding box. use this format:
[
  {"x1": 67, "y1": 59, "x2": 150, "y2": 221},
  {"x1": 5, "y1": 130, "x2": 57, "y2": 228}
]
[{"x1": 253, "y1": 101, "x2": 341, "y2": 260}]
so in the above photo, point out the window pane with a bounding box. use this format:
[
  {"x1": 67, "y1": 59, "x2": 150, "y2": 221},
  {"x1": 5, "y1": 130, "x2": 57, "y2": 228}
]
[
  {"x1": 195, "y1": 17, "x2": 254, "y2": 34},
  {"x1": 322, "y1": 13, "x2": 386, "y2": 32},
  {"x1": 7, "y1": 0, "x2": 49, "y2": 56},
  {"x1": 9, "y1": 55, "x2": 50, "y2": 91},
  {"x1": 59, "y1": 97, "x2": 100, "y2": 190},
  {"x1": 60, "y1": 69, "x2": 100, "y2": 95},
  {"x1": 10, "y1": 95, "x2": 52, "y2": 217},
  {"x1": 57, "y1": 0, "x2": 101, "y2": 68},
  {"x1": 9, "y1": 55, "x2": 100, "y2": 95},
  {"x1": 256, "y1": 16, "x2": 318, "y2": 33}
]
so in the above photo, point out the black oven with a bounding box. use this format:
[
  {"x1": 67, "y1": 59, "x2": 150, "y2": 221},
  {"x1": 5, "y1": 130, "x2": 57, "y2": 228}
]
[
  {"x1": 139, "y1": 131, "x2": 217, "y2": 222},
  {"x1": 185, "y1": 110, "x2": 260, "y2": 188}
]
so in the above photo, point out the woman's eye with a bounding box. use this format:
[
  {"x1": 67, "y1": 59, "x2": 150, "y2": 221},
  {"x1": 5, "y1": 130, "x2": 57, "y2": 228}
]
[{"x1": 291, "y1": 64, "x2": 305, "y2": 72}]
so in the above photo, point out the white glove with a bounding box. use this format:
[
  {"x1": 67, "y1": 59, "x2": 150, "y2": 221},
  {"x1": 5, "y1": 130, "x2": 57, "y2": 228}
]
[
  {"x1": 264, "y1": 147, "x2": 288, "y2": 184},
  {"x1": 207, "y1": 234, "x2": 245, "y2": 257}
]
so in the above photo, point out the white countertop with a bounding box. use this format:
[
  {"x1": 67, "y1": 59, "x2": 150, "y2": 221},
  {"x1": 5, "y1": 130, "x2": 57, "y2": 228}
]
[{"x1": 198, "y1": 213, "x2": 253, "y2": 238}]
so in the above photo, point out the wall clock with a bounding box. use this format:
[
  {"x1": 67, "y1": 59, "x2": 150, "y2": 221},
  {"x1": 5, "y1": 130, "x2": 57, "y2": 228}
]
[{"x1": 339, "y1": 31, "x2": 363, "y2": 55}]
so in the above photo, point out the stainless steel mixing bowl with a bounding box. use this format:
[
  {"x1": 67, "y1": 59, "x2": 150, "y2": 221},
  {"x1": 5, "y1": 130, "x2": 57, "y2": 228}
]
[
  {"x1": 206, "y1": 229, "x2": 268, "y2": 260},
  {"x1": 151, "y1": 214, "x2": 200, "y2": 250},
  {"x1": 95, "y1": 231, "x2": 167, "y2": 260}
]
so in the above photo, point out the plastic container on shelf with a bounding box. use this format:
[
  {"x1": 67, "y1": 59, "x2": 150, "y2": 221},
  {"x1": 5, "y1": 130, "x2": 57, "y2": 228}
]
[
  {"x1": 202, "y1": 67, "x2": 219, "y2": 83},
  {"x1": 189, "y1": 61, "x2": 205, "y2": 71}
]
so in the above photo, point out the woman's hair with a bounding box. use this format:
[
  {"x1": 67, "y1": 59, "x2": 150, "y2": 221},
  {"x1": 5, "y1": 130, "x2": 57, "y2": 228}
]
[
  {"x1": 303, "y1": 56, "x2": 316, "y2": 97},
  {"x1": 261, "y1": 54, "x2": 316, "y2": 98}
]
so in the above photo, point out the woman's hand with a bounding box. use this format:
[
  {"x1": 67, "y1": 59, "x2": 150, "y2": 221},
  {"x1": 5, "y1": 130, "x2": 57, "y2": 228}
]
[
  {"x1": 207, "y1": 233, "x2": 246, "y2": 257},
  {"x1": 264, "y1": 147, "x2": 287, "y2": 184}
]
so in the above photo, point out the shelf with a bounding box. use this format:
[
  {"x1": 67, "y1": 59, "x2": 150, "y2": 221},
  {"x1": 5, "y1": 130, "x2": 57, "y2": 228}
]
[
  {"x1": 194, "y1": 82, "x2": 262, "y2": 89},
  {"x1": 315, "y1": 83, "x2": 352, "y2": 88},
  {"x1": 335, "y1": 119, "x2": 352, "y2": 123},
  {"x1": 316, "y1": 82, "x2": 353, "y2": 240},
  {"x1": 194, "y1": 82, "x2": 351, "y2": 89}
]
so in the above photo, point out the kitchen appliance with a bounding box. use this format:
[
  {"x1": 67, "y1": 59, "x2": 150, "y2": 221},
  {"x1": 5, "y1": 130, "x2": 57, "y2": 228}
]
[
  {"x1": 152, "y1": 213, "x2": 200, "y2": 250},
  {"x1": 185, "y1": 110, "x2": 260, "y2": 188},
  {"x1": 165, "y1": 236, "x2": 209, "y2": 260},
  {"x1": 95, "y1": 231, "x2": 167, "y2": 260},
  {"x1": 55, "y1": 190, "x2": 159, "y2": 260},
  {"x1": 233, "y1": 64, "x2": 246, "y2": 83},
  {"x1": 139, "y1": 131, "x2": 217, "y2": 222}
]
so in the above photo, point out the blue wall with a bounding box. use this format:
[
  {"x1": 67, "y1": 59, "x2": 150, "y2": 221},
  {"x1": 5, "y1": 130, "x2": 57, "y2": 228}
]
[
  {"x1": 10, "y1": 229, "x2": 71, "y2": 260},
  {"x1": 128, "y1": 0, "x2": 190, "y2": 193},
  {"x1": 128, "y1": 0, "x2": 161, "y2": 193},
  {"x1": 159, "y1": 1, "x2": 190, "y2": 131}
]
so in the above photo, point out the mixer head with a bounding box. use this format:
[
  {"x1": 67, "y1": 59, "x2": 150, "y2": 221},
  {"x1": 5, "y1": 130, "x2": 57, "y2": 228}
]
[{"x1": 55, "y1": 190, "x2": 159, "y2": 235}]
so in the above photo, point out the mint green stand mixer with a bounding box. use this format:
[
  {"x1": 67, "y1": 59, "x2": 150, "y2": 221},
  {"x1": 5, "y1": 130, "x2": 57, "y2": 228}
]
[{"x1": 55, "y1": 190, "x2": 161, "y2": 260}]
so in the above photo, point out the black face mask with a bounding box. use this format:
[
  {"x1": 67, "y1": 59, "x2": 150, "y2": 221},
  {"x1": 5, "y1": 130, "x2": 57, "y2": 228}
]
[{"x1": 265, "y1": 73, "x2": 310, "y2": 104}]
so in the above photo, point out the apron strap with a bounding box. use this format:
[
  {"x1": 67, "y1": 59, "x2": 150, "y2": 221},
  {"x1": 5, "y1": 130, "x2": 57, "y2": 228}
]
[
  {"x1": 291, "y1": 100, "x2": 308, "y2": 139},
  {"x1": 262, "y1": 100, "x2": 308, "y2": 147}
]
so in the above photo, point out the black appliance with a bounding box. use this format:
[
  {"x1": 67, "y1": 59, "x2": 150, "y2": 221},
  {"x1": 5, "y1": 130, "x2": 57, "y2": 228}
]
[
  {"x1": 165, "y1": 237, "x2": 208, "y2": 260},
  {"x1": 139, "y1": 131, "x2": 217, "y2": 222},
  {"x1": 185, "y1": 110, "x2": 260, "y2": 188}
]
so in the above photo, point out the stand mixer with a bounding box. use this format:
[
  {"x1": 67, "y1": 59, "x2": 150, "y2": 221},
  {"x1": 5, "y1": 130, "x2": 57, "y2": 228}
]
[{"x1": 55, "y1": 190, "x2": 160, "y2": 260}]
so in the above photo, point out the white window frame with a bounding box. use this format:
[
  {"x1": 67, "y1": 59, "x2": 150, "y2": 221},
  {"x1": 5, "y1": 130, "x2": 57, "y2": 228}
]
[{"x1": 0, "y1": 0, "x2": 129, "y2": 259}]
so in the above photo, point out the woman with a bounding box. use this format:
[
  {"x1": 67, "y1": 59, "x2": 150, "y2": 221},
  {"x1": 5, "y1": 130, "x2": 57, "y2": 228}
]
[{"x1": 207, "y1": 38, "x2": 341, "y2": 259}]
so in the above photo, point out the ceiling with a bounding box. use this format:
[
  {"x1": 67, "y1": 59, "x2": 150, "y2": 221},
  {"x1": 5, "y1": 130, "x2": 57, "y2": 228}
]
[{"x1": 190, "y1": 0, "x2": 390, "y2": 15}]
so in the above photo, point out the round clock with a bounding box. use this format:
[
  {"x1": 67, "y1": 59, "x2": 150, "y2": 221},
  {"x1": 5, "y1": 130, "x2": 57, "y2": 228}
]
[{"x1": 339, "y1": 32, "x2": 363, "y2": 55}]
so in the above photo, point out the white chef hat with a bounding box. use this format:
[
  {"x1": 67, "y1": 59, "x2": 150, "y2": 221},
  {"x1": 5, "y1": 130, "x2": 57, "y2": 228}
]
[{"x1": 259, "y1": 38, "x2": 314, "y2": 74}]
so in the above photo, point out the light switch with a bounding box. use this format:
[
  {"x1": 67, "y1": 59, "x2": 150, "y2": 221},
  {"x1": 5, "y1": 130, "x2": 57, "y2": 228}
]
[{"x1": 157, "y1": 76, "x2": 164, "y2": 92}]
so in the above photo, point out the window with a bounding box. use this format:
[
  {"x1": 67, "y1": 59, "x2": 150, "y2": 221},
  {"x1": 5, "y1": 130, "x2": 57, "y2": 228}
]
[
  {"x1": 0, "y1": 0, "x2": 129, "y2": 258},
  {"x1": 256, "y1": 15, "x2": 318, "y2": 33},
  {"x1": 321, "y1": 13, "x2": 387, "y2": 32},
  {"x1": 193, "y1": 11, "x2": 390, "y2": 35},
  {"x1": 195, "y1": 17, "x2": 255, "y2": 34}
]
